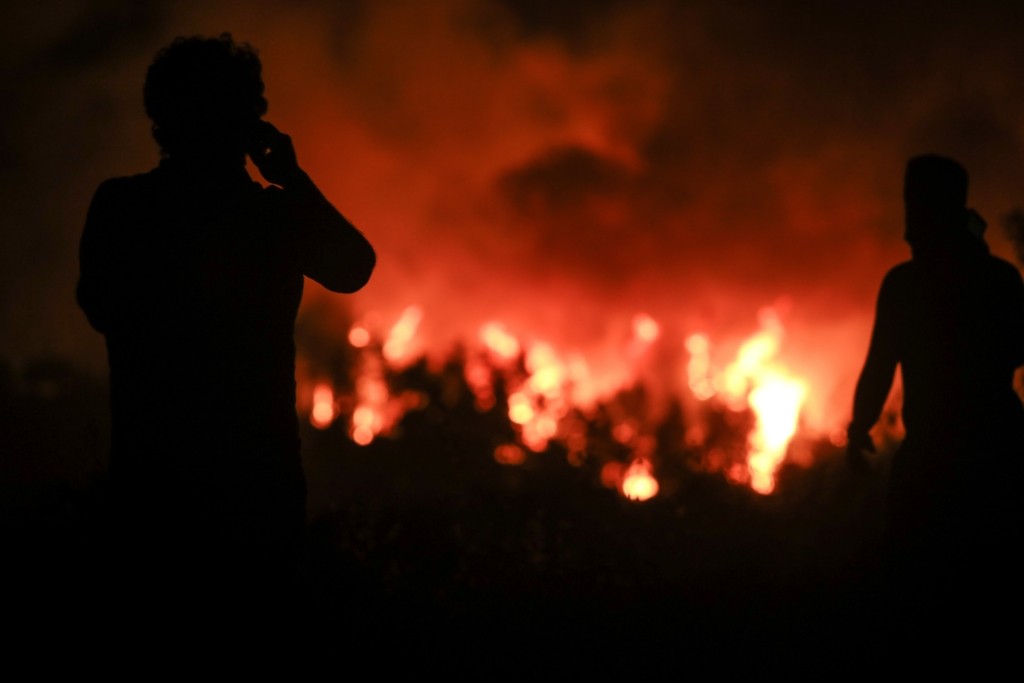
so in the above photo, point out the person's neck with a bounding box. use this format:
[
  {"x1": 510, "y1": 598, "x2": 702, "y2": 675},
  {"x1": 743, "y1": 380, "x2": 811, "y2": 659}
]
[
  {"x1": 159, "y1": 152, "x2": 251, "y2": 187},
  {"x1": 910, "y1": 229, "x2": 988, "y2": 260},
  {"x1": 164, "y1": 151, "x2": 246, "y2": 170}
]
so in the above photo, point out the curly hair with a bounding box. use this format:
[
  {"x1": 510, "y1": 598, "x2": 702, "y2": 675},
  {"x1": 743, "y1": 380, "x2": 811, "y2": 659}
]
[{"x1": 143, "y1": 33, "x2": 268, "y2": 157}]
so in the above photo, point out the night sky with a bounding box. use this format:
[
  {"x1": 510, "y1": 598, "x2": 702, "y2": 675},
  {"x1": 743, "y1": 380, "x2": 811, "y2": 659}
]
[{"x1": 4, "y1": 0, "x2": 1024, "y2": 431}]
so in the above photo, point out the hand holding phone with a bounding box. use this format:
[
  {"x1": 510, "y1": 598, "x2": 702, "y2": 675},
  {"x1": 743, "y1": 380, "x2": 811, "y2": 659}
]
[{"x1": 248, "y1": 120, "x2": 302, "y2": 187}]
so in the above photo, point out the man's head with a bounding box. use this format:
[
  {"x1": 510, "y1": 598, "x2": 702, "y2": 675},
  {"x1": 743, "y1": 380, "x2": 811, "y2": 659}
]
[
  {"x1": 903, "y1": 154, "x2": 969, "y2": 250},
  {"x1": 144, "y1": 33, "x2": 267, "y2": 159}
]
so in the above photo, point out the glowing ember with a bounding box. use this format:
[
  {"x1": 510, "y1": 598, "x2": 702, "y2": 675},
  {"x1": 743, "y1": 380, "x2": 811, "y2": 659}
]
[
  {"x1": 632, "y1": 313, "x2": 660, "y2": 344},
  {"x1": 310, "y1": 383, "x2": 336, "y2": 429},
  {"x1": 480, "y1": 322, "x2": 521, "y2": 362},
  {"x1": 600, "y1": 461, "x2": 624, "y2": 490},
  {"x1": 493, "y1": 443, "x2": 526, "y2": 466},
  {"x1": 508, "y1": 392, "x2": 534, "y2": 425},
  {"x1": 350, "y1": 350, "x2": 390, "y2": 446},
  {"x1": 348, "y1": 323, "x2": 371, "y2": 348},
  {"x1": 464, "y1": 355, "x2": 497, "y2": 411},
  {"x1": 382, "y1": 306, "x2": 423, "y2": 366},
  {"x1": 621, "y1": 458, "x2": 659, "y2": 501},
  {"x1": 685, "y1": 333, "x2": 716, "y2": 401},
  {"x1": 351, "y1": 405, "x2": 378, "y2": 446},
  {"x1": 612, "y1": 421, "x2": 637, "y2": 444}
]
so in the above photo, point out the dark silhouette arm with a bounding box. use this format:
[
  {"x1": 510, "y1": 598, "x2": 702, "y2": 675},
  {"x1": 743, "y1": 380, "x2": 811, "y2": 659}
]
[
  {"x1": 273, "y1": 172, "x2": 376, "y2": 294},
  {"x1": 250, "y1": 121, "x2": 375, "y2": 294},
  {"x1": 848, "y1": 270, "x2": 902, "y2": 461},
  {"x1": 1010, "y1": 267, "x2": 1024, "y2": 370}
]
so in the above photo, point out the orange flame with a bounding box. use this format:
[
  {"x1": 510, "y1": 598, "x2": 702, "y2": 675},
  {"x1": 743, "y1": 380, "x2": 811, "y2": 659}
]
[
  {"x1": 348, "y1": 323, "x2": 371, "y2": 348},
  {"x1": 302, "y1": 303, "x2": 812, "y2": 497},
  {"x1": 747, "y1": 373, "x2": 806, "y2": 493},
  {"x1": 480, "y1": 322, "x2": 521, "y2": 362},
  {"x1": 383, "y1": 305, "x2": 424, "y2": 367},
  {"x1": 698, "y1": 307, "x2": 808, "y2": 494},
  {"x1": 632, "y1": 313, "x2": 660, "y2": 344},
  {"x1": 350, "y1": 350, "x2": 389, "y2": 446},
  {"x1": 621, "y1": 458, "x2": 659, "y2": 501},
  {"x1": 310, "y1": 382, "x2": 337, "y2": 429}
]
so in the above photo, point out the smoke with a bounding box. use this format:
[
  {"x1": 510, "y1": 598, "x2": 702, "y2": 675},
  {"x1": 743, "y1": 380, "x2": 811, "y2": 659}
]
[{"x1": 3, "y1": 0, "x2": 1024, "y2": 431}]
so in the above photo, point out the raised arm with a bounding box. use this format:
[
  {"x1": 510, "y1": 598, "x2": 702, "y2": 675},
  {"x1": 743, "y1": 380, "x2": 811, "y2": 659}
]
[
  {"x1": 1009, "y1": 266, "x2": 1024, "y2": 371},
  {"x1": 250, "y1": 121, "x2": 376, "y2": 293}
]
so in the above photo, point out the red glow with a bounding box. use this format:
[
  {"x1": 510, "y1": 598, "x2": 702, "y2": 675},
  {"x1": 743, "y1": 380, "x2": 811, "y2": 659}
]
[
  {"x1": 493, "y1": 443, "x2": 526, "y2": 466},
  {"x1": 601, "y1": 461, "x2": 624, "y2": 490}
]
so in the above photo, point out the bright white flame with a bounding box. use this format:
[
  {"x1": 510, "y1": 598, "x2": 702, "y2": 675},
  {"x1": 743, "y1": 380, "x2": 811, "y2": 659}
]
[
  {"x1": 686, "y1": 307, "x2": 807, "y2": 494},
  {"x1": 621, "y1": 458, "x2": 659, "y2": 501},
  {"x1": 747, "y1": 373, "x2": 807, "y2": 494}
]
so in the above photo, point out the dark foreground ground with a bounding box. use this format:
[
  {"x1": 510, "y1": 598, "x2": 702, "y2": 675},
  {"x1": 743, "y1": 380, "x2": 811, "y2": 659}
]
[{"x1": 3, "y1": 359, "x2": 1017, "y2": 673}]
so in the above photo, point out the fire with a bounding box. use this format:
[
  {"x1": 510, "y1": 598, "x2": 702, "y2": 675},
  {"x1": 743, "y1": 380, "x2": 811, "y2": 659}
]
[
  {"x1": 500, "y1": 341, "x2": 576, "y2": 453},
  {"x1": 493, "y1": 443, "x2": 526, "y2": 466},
  {"x1": 685, "y1": 333, "x2": 716, "y2": 401},
  {"x1": 382, "y1": 305, "x2": 424, "y2": 366},
  {"x1": 621, "y1": 458, "x2": 659, "y2": 501},
  {"x1": 310, "y1": 383, "x2": 337, "y2": 429},
  {"x1": 747, "y1": 374, "x2": 806, "y2": 493},
  {"x1": 301, "y1": 302, "x2": 812, "y2": 497},
  {"x1": 350, "y1": 348, "x2": 389, "y2": 446},
  {"x1": 480, "y1": 322, "x2": 521, "y2": 362},
  {"x1": 348, "y1": 323, "x2": 371, "y2": 348},
  {"x1": 698, "y1": 307, "x2": 808, "y2": 494},
  {"x1": 632, "y1": 313, "x2": 660, "y2": 344}
]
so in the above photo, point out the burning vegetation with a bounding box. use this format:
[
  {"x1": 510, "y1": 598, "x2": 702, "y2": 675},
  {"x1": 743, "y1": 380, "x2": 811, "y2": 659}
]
[{"x1": 295, "y1": 299, "x2": 849, "y2": 501}]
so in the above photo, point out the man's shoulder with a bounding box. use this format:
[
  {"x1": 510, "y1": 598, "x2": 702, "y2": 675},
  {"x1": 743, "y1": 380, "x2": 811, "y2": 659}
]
[
  {"x1": 984, "y1": 253, "x2": 1024, "y2": 281},
  {"x1": 881, "y1": 260, "x2": 916, "y2": 285},
  {"x1": 91, "y1": 170, "x2": 163, "y2": 201}
]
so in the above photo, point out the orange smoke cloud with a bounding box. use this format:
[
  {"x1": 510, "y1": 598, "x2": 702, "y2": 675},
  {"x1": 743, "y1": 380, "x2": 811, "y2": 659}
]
[{"x1": 5, "y1": 0, "x2": 1024, "y2": 443}]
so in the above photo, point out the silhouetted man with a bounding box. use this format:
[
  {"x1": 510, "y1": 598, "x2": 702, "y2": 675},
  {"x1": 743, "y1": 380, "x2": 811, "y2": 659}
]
[
  {"x1": 77, "y1": 34, "x2": 375, "y2": 619},
  {"x1": 847, "y1": 154, "x2": 1024, "y2": 638}
]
